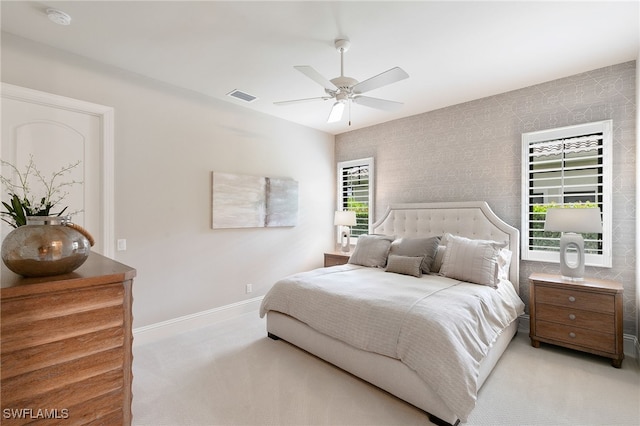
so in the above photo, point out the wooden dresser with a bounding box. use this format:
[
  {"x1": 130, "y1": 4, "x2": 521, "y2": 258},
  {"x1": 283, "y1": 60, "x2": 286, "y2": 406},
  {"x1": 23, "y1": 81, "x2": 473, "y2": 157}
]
[
  {"x1": 529, "y1": 273, "x2": 624, "y2": 368},
  {"x1": 1, "y1": 253, "x2": 136, "y2": 424}
]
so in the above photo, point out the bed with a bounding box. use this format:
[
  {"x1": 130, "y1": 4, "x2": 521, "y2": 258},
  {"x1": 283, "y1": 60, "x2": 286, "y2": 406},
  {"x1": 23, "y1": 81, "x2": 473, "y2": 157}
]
[{"x1": 259, "y1": 201, "x2": 525, "y2": 425}]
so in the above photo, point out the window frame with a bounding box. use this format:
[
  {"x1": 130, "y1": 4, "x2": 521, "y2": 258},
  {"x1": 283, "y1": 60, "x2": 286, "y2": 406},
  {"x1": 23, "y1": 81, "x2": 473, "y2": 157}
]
[
  {"x1": 521, "y1": 120, "x2": 613, "y2": 268},
  {"x1": 336, "y1": 157, "x2": 374, "y2": 241}
]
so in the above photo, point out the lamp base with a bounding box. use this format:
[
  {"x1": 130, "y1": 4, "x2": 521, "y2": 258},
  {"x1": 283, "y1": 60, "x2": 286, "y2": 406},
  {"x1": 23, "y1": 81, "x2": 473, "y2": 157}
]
[
  {"x1": 561, "y1": 275, "x2": 585, "y2": 282},
  {"x1": 340, "y1": 229, "x2": 350, "y2": 253},
  {"x1": 559, "y1": 232, "x2": 585, "y2": 281}
]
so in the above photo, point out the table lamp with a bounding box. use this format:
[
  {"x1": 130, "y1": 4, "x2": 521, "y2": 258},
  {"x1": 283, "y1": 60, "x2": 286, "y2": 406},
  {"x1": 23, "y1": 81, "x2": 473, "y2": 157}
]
[
  {"x1": 544, "y1": 207, "x2": 603, "y2": 281},
  {"x1": 334, "y1": 210, "x2": 357, "y2": 253}
]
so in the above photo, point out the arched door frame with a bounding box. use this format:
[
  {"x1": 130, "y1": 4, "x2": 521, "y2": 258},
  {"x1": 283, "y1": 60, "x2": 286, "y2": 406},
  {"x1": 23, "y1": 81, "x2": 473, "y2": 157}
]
[{"x1": 1, "y1": 83, "x2": 115, "y2": 257}]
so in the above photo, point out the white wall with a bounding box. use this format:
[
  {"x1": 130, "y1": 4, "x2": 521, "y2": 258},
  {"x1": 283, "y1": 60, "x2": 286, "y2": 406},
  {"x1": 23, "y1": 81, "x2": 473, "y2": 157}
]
[{"x1": 1, "y1": 33, "x2": 335, "y2": 328}]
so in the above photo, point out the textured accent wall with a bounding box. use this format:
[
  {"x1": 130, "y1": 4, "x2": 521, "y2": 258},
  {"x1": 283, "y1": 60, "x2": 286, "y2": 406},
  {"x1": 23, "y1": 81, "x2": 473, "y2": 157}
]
[{"x1": 336, "y1": 61, "x2": 636, "y2": 335}]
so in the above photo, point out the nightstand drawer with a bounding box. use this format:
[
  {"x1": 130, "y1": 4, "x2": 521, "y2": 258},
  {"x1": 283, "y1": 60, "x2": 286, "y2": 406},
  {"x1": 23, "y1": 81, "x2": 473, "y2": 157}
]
[
  {"x1": 536, "y1": 286, "x2": 614, "y2": 313},
  {"x1": 536, "y1": 303, "x2": 613, "y2": 333},
  {"x1": 536, "y1": 320, "x2": 615, "y2": 353}
]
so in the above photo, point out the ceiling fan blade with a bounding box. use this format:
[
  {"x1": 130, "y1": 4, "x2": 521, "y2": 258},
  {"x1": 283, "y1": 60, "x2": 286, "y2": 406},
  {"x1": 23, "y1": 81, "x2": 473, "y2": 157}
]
[
  {"x1": 327, "y1": 102, "x2": 345, "y2": 123},
  {"x1": 353, "y1": 67, "x2": 409, "y2": 94},
  {"x1": 353, "y1": 96, "x2": 403, "y2": 111},
  {"x1": 294, "y1": 66, "x2": 337, "y2": 91},
  {"x1": 274, "y1": 96, "x2": 331, "y2": 106}
]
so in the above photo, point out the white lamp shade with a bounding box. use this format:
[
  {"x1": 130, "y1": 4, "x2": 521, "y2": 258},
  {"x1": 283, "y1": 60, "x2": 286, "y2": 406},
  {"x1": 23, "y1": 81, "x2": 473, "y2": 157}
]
[
  {"x1": 334, "y1": 210, "x2": 357, "y2": 226},
  {"x1": 544, "y1": 207, "x2": 603, "y2": 234}
]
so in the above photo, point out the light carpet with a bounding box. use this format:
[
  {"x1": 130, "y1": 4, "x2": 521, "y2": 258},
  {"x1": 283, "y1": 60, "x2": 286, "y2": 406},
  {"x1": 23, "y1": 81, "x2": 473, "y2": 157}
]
[{"x1": 133, "y1": 312, "x2": 640, "y2": 425}]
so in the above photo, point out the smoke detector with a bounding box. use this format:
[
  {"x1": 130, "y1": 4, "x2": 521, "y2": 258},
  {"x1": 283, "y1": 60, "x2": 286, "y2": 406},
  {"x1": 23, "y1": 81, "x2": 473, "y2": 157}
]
[{"x1": 46, "y1": 8, "x2": 72, "y2": 26}]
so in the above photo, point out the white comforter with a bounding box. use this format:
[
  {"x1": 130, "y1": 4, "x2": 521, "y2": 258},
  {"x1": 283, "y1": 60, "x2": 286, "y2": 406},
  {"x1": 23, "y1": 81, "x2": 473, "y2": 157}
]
[{"x1": 259, "y1": 264, "x2": 525, "y2": 421}]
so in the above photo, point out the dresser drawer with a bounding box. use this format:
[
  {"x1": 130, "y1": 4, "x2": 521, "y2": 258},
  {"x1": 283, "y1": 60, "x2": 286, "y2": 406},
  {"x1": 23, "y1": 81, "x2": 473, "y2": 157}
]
[
  {"x1": 536, "y1": 286, "x2": 614, "y2": 313},
  {"x1": 1, "y1": 347, "x2": 124, "y2": 407},
  {"x1": 1, "y1": 305, "x2": 124, "y2": 353},
  {"x1": 536, "y1": 320, "x2": 615, "y2": 353},
  {"x1": 536, "y1": 303, "x2": 613, "y2": 333},
  {"x1": 0, "y1": 284, "x2": 124, "y2": 327},
  {"x1": 1, "y1": 327, "x2": 125, "y2": 380}
]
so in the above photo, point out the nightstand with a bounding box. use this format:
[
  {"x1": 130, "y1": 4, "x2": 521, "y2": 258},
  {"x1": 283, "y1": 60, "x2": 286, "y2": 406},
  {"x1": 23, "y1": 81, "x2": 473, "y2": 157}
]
[
  {"x1": 529, "y1": 273, "x2": 624, "y2": 368},
  {"x1": 324, "y1": 251, "x2": 350, "y2": 267}
]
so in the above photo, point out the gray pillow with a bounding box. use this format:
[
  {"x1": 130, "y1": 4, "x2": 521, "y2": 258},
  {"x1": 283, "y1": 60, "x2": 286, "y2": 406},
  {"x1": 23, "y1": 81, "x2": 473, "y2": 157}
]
[
  {"x1": 348, "y1": 234, "x2": 395, "y2": 268},
  {"x1": 431, "y1": 245, "x2": 446, "y2": 273},
  {"x1": 385, "y1": 255, "x2": 424, "y2": 277},
  {"x1": 389, "y1": 236, "x2": 441, "y2": 273}
]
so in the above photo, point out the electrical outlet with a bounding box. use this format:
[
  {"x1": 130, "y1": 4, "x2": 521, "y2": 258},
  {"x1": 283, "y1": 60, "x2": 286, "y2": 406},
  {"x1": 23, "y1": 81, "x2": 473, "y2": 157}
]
[
  {"x1": 117, "y1": 239, "x2": 127, "y2": 251},
  {"x1": 246, "y1": 283, "x2": 253, "y2": 294}
]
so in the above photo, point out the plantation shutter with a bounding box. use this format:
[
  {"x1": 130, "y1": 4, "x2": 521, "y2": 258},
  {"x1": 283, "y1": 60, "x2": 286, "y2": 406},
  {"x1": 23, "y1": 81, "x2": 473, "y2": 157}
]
[
  {"x1": 521, "y1": 120, "x2": 612, "y2": 267},
  {"x1": 337, "y1": 158, "x2": 374, "y2": 237}
]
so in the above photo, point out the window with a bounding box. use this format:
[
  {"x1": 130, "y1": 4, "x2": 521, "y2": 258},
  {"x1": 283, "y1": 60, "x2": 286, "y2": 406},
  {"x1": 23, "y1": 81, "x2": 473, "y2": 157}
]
[
  {"x1": 337, "y1": 157, "x2": 374, "y2": 239},
  {"x1": 521, "y1": 120, "x2": 612, "y2": 267}
]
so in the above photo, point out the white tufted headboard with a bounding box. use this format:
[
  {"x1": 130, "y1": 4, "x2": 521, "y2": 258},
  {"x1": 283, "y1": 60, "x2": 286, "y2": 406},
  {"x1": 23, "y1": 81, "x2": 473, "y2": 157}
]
[{"x1": 372, "y1": 201, "x2": 520, "y2": 291}]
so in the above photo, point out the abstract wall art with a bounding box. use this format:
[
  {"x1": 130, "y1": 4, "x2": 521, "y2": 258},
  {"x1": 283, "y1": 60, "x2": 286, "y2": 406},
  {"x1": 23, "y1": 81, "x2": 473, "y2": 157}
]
[{"x1": 211, "y1": 172, "x2": 298, "y2": 229}]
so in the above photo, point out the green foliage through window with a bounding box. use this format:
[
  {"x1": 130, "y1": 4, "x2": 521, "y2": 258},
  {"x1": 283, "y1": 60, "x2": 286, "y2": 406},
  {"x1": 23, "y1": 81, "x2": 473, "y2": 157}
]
[{"x1": 529, "y1": 202, "x2": 602, "y2": 254}]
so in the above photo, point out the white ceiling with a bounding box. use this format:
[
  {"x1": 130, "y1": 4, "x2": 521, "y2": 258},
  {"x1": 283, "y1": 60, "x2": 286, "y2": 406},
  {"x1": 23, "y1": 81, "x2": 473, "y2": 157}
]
[{"x1": 2, "y1": 1, "x2": 638, "y2": 135}]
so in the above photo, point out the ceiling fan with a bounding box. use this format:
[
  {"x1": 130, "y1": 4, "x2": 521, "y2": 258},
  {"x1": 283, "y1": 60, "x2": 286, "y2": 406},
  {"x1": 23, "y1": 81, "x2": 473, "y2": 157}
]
[{"x1": 274, "y1": 38, "x2": 409, "y2": 124}]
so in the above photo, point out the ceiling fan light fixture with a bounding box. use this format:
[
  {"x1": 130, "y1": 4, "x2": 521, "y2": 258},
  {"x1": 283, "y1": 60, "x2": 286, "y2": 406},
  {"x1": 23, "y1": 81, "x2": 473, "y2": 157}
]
[{"x1": 327, "y1": 101, "x2": 345, "y2": 123}]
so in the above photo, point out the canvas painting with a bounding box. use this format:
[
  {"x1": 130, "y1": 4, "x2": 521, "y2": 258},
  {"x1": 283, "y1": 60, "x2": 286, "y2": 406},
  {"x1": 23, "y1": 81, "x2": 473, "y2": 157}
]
[{"x1": 211, "y1": 172, "x2": 298, "y2": 229}]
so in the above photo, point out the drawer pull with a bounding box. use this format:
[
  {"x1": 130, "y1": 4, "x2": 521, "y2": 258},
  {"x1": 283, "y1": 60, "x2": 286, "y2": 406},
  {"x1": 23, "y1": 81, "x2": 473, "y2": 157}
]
[
  {"x1": 568, "y1": 296, "x2": 576, "y2": 302},
  {"x1": 568, "y1": 314, "x2": 576, "y2": 320},
  {"x1": 569, "y1": 332, "x2": 576, "y2": 338}
]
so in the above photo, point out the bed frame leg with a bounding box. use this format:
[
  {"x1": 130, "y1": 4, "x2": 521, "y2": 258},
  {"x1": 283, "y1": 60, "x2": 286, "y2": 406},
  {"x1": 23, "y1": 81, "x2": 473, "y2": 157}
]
[
  {"x1": 267, "y1": 332, "x2": 280, "y2": 340},
  {"x1": 427, "y1": 413, "x2": 459, "y2": 426}
]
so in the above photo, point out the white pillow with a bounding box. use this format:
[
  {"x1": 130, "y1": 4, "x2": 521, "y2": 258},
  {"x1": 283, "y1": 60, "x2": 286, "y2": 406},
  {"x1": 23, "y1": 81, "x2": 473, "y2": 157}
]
[
  {"x1": 497, "y1": 248, "x2": 513, "y2": 281},
  {"x1": 440, "y1": 234, "x2": 507, "y2": 287}
]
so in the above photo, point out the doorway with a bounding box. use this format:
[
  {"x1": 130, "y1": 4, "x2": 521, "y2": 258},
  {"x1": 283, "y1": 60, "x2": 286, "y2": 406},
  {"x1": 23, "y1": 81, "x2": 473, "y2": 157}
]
[{"x1": 1, "y1": 83, "x2": 114, "y2": 257}]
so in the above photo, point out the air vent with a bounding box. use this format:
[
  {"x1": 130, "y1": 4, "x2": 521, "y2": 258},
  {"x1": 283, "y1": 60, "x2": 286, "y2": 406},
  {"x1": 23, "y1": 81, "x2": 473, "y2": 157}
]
[{"x1": 226, "y1": 89, "x2": 258, "y2": 103}]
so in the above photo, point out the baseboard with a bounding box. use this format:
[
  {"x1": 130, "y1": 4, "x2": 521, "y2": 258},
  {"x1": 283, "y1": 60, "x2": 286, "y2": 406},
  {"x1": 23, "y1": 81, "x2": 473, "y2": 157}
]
[
  {"x1": 624, "y1": 335, "x2": 640, "y2": 366},
  {"x1": 518, "y1": 314, "x2": 639, "y2": 364},
  {"x1": 633, "y1": 335, "x2": 640, "y2": 368},
  {"x1": 133, "y1": 296, "x2": 264, "y2": 346}
]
